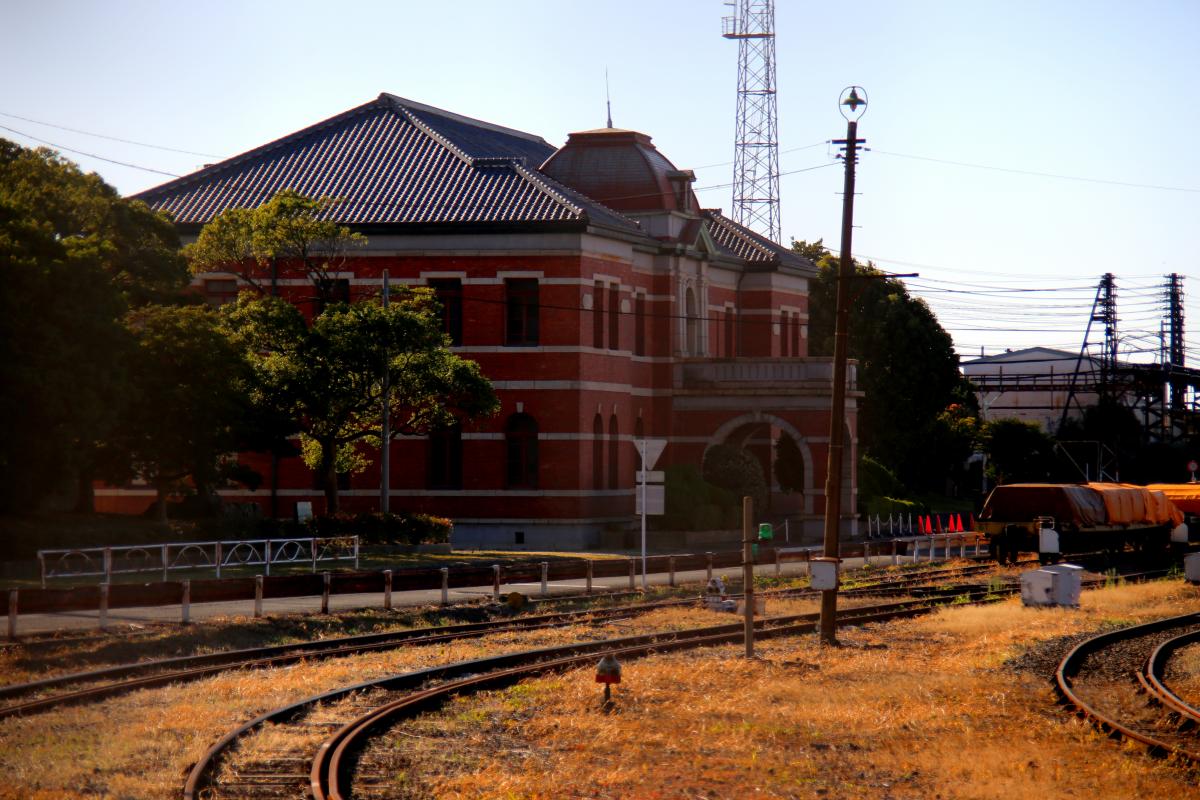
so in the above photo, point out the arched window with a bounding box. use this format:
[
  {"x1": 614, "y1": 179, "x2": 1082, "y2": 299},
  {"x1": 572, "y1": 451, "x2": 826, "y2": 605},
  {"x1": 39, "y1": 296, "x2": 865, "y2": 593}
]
[
  {"x1": 685, "y1": 287, "x2": 698, "y2": 355},
  {"x1": 505, "y1": 413, "x2": 539, "y2": 489},
  {"x1": 592, "y1": 414, "x2": 604, "y2": 490},
  {"x1": 608, "y1": 414, "x2": 619, "y2": 489}
]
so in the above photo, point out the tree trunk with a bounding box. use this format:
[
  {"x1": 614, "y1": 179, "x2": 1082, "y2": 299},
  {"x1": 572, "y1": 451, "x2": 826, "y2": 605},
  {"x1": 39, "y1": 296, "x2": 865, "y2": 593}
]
[
  {"x1": 74, "y1": 466, "x2": 96, "y2": 515},
  {"x1": 155, "y1": 482, "x2": 169, "y2": 525},
  {"x1": 321, "y1": 444, "x2": 339, "y2": 515}
]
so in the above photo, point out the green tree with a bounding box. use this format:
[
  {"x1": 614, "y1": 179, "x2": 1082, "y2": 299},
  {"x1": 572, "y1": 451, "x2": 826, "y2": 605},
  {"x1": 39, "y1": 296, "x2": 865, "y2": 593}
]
[
  {"x1": 102, "y1": 305, "x2": 254, "y2": 521},
  {"x1": 981, "y1": 418, "x2": 1056, "y2": 484},
  {"x1": 185, "y1": 190, "x2": 365, "y2": 306},
  {"x1": 795, "y1": 239, "x2": 974, "y2": 492},
  {"x1": 223, "y1": 292, "x2": 497, "y2": 514},
  {"x1": 702, "y1": 444, "x2": 768, "y2": 514},
  {"x1": 0, "y1": 140, "x2": 186, "y2": 513}
]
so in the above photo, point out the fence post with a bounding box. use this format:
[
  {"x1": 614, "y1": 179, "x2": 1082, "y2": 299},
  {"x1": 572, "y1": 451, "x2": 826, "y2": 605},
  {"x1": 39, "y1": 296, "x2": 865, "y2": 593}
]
[
  {"x1": 540, "y1": 562, "x2": 549, "y2": 597},
  {"x1": 7, "y1": 590, "x2": 17, "y2": 640},
  {"x1": 103, "y1": 548, "x2": 112, "y2": 583},
  {"x1": 215, "y1": 542, "x2": 222, "y2": 580},
  {"x1": 254, "y1": 575, "x2": 263, "y2": 618},
  {"x1": 161, "y1": 545, "x2": 169, "y2": 583},
  {"x1": 311, "y1": 538, "x2": 318, "y2": 574},
  {"x1": 439, "y1": 567, "x2": 448, "y2": 606},
  {"x1": 385, "y1": 569, "x2": 394, "y2": 610},
  {"x1": 39, "y1": 553, "x2": 46, "y2": 589},
  {"x1": 492, "y1": 564, "x2": 501, "y2": 601},
  {"x1": 353, "y1": 536, "x2": 360, "y2": 570},
  {"x1": 892, "y1": 538, "x2": 899, "y2": 567},
  {"x1": 321, "y1": 571, "x2": 331, "y2": 614},
  {"x1": 959, "y1": 535, "x2": 966, "y2": 559},
  {"x1": 706, "y1": 552, "x2": 714, "y2": 583},
  {"x1": 181, "y1": 580, "x2": 191, "y2": 625},
  {"x1": 586, "y1": 560, "x2": 593, "y2": 595},
  {"x1": 265, "y1": 540, "x2": 272, "y2": 577},
  {"x1": 774, "y1": 547, "x2": 781, "y2": 576},
  {"x1": 98, "y1": 582, "x2": 109, "y2": 631},
  {"x1": 628, "y1": 558, "x2": 636, "y2": 591}
]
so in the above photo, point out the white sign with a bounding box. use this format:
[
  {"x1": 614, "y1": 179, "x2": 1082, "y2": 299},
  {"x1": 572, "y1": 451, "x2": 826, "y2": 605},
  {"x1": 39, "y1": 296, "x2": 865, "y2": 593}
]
[
  {"x1": 295, "y1": 501, "x2": 313, "y2": 522},
  {"x1": 635, "y1": 484, "x2": 665, "y2": 516},
  {"x1": 635, "y1": 470, "x2": 665, "y2": 483},
  {"x1": 636, "y1": 438, "x2": 668, "y2": 470}
]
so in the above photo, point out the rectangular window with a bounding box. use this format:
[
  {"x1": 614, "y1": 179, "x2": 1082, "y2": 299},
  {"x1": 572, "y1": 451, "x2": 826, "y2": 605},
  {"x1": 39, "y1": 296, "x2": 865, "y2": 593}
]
[
  {"x1": 428, "y1": 425, "x2": 463, "y2": 489},
  {"x1": 634, "y1": 293, "x2": 646, "y2": 356},
  {"x1": 428, "y1": 279, "x2": 463, "y2": 346},
  {"x1": 608, "y1": 284, "x2": 620, "y2": 350},
  {"x1": 203, "y1": 278, "x2": 238, "y2": 308},
  {"x1": 505, "y1": 279, "x2": 539, "y2": 346},
  {"x1": 781, "y1": 311, "x2": 790, "y2": 357},
  {"x1": 592, "y1": 280, "x2": 605, "y2": 349}
]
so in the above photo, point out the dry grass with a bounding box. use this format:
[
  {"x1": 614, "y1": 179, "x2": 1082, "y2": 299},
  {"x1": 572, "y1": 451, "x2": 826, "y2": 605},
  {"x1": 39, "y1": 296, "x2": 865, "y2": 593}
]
[
  {"x1": 0, "y1": 601, "x2": 822, "y2": 798},
  {"x1": 373, "y1": 580, "x2": 1200, "y2": 799}
]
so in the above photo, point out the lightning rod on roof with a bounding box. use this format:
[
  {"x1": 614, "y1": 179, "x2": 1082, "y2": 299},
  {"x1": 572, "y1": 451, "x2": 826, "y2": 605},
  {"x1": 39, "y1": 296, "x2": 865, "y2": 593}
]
[{"x1": 605, "y1": 69, "x2": 613, "y2": 128}]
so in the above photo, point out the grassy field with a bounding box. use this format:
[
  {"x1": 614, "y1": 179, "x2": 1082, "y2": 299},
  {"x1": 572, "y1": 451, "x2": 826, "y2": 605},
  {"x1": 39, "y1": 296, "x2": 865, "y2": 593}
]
[{"x1": 0, "y1": 576, "x2": 1197, "y2": 798}]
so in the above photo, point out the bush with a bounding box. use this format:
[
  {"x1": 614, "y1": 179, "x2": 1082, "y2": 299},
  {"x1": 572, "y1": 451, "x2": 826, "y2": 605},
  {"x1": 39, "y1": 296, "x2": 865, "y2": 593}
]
[
  {"x1": 702, "y1": 444, "x2": 768, "y2": 513},
  {"x1": 304, "y1": 511, "x2": 451, "y2": 546},
  {"x1": 660, "y1": 463, "x2": 737, "y2": 531}
]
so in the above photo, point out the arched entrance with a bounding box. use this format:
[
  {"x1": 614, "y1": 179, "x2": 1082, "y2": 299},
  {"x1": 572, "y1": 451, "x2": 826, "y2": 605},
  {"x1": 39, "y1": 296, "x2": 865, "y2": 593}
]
[{"x1": 705, "y1": 412, "x2": 817, "y2": 515}]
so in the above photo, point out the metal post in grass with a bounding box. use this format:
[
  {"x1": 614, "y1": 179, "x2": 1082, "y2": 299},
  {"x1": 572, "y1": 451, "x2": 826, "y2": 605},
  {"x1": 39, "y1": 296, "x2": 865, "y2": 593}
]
[
  {"x1": 541, "y1": 562, "x2": 549, "y2": 597},
  {"x1": 181, "y1": 580, "x2": 191, "y2": 625},
  {"x1": 321, "y1": 571, "x2": 331, "y2": 614},
  {"x1": 385, "y1": 569, "x2": 394, "y2": 610},
  {"x1": 669, "y1": 556, "x2": 676, "y2": 587},
  {"x1": 254, "y1": 575, "x2": 263, "y2": 618},
  {"x1": 7, "y1": 590, "x2": 17, "y2": 640},
  {"x1": 586, "y1": 560, "x2": 594, "y2": 595},
  {"x1": 98, "y1": 583, "x2": 109, "y2": 631},
  {"x1": 439, "y1": 568, "x2": 448, "y2": 606},
  {"x1": 742, "y1": 496, "x2": 755, "y2": 659}
]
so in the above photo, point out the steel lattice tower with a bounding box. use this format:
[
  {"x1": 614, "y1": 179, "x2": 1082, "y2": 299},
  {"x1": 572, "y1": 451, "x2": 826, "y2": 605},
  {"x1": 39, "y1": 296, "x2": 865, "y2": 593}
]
[
  {"x1": 1166, "y1": 273, "x2": 1186, "y2": 412},
  {"x1": 723, "y1": 0, "x2": 780, "y2": 243}
]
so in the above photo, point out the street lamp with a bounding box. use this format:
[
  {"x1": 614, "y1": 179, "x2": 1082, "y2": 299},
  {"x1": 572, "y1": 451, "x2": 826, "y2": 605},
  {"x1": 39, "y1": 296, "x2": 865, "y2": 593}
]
[{"x1": 819, "y1": 86, "x2": 867, "y2": 646}]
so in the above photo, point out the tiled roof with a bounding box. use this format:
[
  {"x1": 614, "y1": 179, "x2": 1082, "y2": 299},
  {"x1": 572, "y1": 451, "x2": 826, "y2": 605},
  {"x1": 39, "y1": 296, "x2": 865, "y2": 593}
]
[
  {"x1": 134, "y1": 94, "x2": 641, "y2": 233},
  {"x1": 702, "y1": 210, "x2": 816, "y2": 275}
]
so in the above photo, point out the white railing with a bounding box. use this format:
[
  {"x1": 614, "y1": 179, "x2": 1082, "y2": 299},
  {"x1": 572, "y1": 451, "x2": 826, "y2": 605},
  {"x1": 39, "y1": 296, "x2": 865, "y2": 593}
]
[{"x1": 37, "y1": 536, "x2": 359, "y2": 587}]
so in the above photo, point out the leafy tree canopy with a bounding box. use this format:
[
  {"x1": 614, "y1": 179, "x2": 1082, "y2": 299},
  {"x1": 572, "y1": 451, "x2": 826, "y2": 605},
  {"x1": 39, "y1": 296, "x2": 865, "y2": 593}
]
[
  {"x1": 795, "y1": 239, "x2": 976, "y2": 492},
  {"x1": 222, "y1": 291, "x2": 498, "y2": 513},
  {"x1": 185, "y1": 190, "x2": 365, "y2": 304}
]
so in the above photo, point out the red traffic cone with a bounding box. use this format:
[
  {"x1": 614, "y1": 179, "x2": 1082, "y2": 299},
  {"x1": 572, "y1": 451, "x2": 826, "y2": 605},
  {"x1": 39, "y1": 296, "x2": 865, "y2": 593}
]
[
  {"x1": 935, "y1": 515, "x2": 944, "y2": 533},
  {"x1": 955, "y1": 514, "x2": 964, "y2": 532}
]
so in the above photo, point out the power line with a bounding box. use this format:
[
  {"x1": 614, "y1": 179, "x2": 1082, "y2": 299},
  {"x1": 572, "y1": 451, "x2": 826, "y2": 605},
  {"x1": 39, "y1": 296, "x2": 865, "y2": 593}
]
[
  {"x1": 0, "y1": 110, "x2": 223, "y2": 158},
  {"x1": 0, "y1": 125, "x2": 182, "y2": 177}
]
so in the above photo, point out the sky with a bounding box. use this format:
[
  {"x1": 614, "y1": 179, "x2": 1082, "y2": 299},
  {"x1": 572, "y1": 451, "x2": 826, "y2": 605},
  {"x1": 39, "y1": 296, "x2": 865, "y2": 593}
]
[{"x1": 3, "y1": 0, "x2": 1198, "y2": 366}]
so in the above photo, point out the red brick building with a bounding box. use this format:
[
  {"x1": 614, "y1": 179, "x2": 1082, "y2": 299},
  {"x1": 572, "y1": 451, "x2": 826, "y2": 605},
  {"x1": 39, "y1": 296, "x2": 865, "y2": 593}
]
[{"x1": 108, "y1": 94, "x2": 857, "y2": 548}]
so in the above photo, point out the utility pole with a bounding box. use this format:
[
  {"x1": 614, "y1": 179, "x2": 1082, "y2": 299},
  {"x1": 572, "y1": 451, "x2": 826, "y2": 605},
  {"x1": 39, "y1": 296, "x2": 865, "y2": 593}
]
[
  {"x1": 380, "y1": 270, "x2": 391, "y2": 514},
  {"x1": 819, "y1": 87, "x2": 867, "y2": 646}
]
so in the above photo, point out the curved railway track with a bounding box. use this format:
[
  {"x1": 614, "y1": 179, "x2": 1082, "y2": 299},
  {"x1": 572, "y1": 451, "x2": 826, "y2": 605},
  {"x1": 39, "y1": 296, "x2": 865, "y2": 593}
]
[
  {"x1": 1056, "y1": 612, "x2": 1200, "y2": 765},
  {"x1": 186, "y1": 589, "x2": 1015, "y2": 800},
  {"x1": 0, "y1": 561, "x2": 1008, "y2": 722}
]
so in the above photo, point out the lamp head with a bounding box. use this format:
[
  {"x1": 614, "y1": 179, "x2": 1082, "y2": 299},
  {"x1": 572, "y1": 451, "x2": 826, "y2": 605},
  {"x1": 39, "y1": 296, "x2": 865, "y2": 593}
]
[{"x1": 839, "y1": 86, "x2": 868, "y2": 122}]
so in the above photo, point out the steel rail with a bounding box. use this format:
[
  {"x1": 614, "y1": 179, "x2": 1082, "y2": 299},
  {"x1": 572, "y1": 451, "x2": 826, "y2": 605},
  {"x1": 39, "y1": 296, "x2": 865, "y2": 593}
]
[
  {"x1": 1055, "y1": 612, "x2": 1200, "y2": 763},
  {"x1": 1142, "y1": 628, "x2": 1200, "y2": 727},
  {"x1": 185, "y1": 590, "x2": 1011, "y2": 800},
  {"x1": 0, "y1": 561, "x2": 998, "y2": 720}
]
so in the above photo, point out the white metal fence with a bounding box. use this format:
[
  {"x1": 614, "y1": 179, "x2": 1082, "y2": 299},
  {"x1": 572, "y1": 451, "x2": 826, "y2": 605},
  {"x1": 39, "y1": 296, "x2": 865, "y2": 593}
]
[{"x1": 37, "y1": 536, "x2": 360, "y2": 587}]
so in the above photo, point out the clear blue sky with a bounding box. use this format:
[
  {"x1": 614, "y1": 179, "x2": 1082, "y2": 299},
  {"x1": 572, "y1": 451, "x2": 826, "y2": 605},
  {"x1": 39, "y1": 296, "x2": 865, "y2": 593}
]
[{"x1": 4, "y1": 0, "x2": 1197, "y2": 364}]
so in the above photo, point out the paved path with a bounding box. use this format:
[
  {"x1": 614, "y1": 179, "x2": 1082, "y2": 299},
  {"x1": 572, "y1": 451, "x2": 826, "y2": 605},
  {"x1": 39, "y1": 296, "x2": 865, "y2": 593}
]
[{"x1": 9, "y1": 546, "x2": 977, "y2": 637}]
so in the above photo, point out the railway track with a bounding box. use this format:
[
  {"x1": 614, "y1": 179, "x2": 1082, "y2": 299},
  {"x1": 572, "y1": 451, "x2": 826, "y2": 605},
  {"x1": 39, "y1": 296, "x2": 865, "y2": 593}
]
[
  {"x1": 1056, "y1": 612, "x2": 1200, "y2": 765},
  {"x1": 0, "y1": 560, "x2": 1005, "y2": 721},
  {"x1": 186, "y1": 589, "x2": 1015, "y2": 800}
]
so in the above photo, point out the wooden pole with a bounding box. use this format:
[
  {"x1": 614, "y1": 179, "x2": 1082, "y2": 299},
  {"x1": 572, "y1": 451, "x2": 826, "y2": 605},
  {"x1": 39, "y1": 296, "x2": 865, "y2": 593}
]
[{"x1": 742, "y1": 496, "x2": 755, "y2": 659}]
